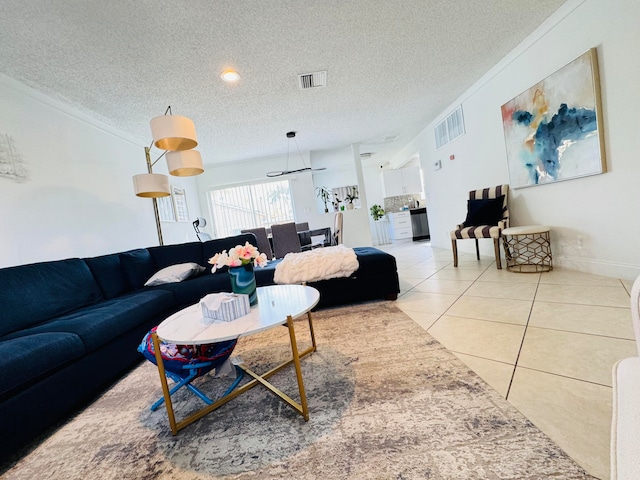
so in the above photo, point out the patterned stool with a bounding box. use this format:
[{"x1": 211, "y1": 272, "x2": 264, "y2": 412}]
[{"x1": 501, "y1": 225, "x2": 553, "y2": 273}]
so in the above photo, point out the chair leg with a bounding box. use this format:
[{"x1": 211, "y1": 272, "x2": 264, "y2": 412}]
[
  {"x1": 494, "y1": 238, "x2": 502, "y2": 269},
  {"x1": 475, "y1": 239, "x2": 480, "y2": 261},
  {"x1": 451, "y1": 239, "x2": 458, "y2": 267}
]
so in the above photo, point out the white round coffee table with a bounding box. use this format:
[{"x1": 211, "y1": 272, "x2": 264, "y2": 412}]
[
  {"x1": 152, "y1": 284, "x2": 320, "y2": 434},
  {"x1": 501, "y1": 225, "x2": 553, "y2": 273}
]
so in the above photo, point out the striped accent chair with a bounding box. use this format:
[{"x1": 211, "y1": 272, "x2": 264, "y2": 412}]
[{"x1": 450, "y1": 184, "x2": 509, "y2": 269}]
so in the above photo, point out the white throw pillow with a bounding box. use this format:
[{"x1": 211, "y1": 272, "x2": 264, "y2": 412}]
[{"x1": 144, "y1": 262, "x2": 205, "y2": 286}]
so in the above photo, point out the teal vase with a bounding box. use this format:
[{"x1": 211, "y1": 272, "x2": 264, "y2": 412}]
[{"x1": 228, "y1": 263, "x2": 257, "y2": 306}]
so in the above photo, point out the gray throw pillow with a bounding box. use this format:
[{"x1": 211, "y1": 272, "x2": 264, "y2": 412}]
[{"x1": 144, "y1": 262, "x2": 205, "y2": 286}]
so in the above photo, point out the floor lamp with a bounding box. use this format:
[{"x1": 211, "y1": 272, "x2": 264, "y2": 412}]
[{"x1": 132, "y1": 106, "x2": 204, "y2": 245}]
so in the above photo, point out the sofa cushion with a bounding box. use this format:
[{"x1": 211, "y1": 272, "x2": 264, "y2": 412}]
[
  {"x1": 84, "y1": 253, "x2": 130, "y2": 299},
  {"x1": 0, "y1": 332, "x2": 86, "y2": 399},
  {"x1": 0, "y1": 258, "x2": 104, "y2": 338},
  {"x1": 352, "y1": 247, "x2": 397, "y2": 275},
  {"x1": 148, "y1": 242, "x2": 204, "y2": 270},
  {"x1": 464, "y1": 195, "x2": 505, "y2": 227},
  {"x1": 2, "y1": 290, "x2": 176, "y2": 352},
  {"x1": 119, "y1": 248, "x2": 157, "y2": 290}
]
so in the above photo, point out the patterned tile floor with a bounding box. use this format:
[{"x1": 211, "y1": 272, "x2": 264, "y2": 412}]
[{"x1": 380, "y1": 240, "x2": 637, "y2": 480}]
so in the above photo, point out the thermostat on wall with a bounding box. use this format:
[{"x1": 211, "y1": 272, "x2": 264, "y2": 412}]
[{"x1": 433, "y1": 160, "x2": 442, "y2": 171}]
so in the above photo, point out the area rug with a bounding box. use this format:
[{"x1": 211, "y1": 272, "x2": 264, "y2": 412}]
[{"x1": 2, "y1": 302, "x2": 594, "y2": 479}]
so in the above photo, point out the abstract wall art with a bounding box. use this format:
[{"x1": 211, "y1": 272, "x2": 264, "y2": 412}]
[{"x1": 501, "y1": 48, "x2": 606, "y2": 189}]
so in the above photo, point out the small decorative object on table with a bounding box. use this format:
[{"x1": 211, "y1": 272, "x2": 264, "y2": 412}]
[
  {"x1": 208, "y1": 242, "x2": 267, "y2": 305},
  {"x1": 200, "y1": 293, "x2": 251, "y2": 323}
]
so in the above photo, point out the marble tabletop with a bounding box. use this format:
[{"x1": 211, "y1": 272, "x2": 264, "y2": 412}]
[{"x1": 156, "y1": 284, "x2": 320, "y2": 344}]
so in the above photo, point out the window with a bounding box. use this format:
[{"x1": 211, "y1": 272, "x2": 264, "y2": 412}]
[{"x1": 206, "y1": 180, "x2": 294, "y2": 238}]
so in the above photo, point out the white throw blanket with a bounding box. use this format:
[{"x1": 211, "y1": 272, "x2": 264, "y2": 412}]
[{"x1": 273, "y1": 245, "x2": 359, "y2": 284}]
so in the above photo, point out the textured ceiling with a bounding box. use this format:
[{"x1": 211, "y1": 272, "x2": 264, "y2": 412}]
[{"x1": 0, "y1": 0, "x2": 566, "y2": 167}]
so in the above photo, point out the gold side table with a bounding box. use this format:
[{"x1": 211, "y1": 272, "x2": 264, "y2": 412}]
[{"x1": 502, "y1": 225, "x2": 553, "y2": 273}]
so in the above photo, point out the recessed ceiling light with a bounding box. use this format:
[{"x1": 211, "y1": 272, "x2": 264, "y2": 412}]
[{"x1": 220, "y1": 69, "x2": 240, "y2": 83}]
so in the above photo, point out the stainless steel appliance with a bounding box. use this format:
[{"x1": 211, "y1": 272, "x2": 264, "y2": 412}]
[{"x1": 410, "y1": 207, "x2": 430, "y2": 241}]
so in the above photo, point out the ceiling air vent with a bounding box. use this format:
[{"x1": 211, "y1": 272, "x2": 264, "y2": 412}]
[{"x1": 298, "y1": 71, "x2": 327, "y2": 90}]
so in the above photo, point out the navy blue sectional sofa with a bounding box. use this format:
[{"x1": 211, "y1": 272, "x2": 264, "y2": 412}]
[{"x1": 0, "y1": 234, "x2": 399, "y2": 461}]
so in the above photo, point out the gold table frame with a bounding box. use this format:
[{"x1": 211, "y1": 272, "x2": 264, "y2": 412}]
[{"x1": 151, "y1": 309, "x2": 317, "y2": 435}]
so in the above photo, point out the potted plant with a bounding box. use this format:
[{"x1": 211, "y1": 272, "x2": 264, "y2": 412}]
[
  {"x1": 345, "y1": 185, "x2": 359, "y2": 210},
  {"x1": 315, "y1": 186, "x2": 332, "y2": 213},
  {"x1": 370, "y1": 204, "x2": 385, "y2": 221}
]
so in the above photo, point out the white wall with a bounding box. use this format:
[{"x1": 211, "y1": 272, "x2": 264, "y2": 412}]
[
  {"x1": 8, "y1": 0, "x2": 636, "y2": 276},
  {"x1": 393, "y1": 0, "x2": 640, "y2": 280},
  {"x1": 196, "y1": 146, "x2": 373, "y2": 247},
  {"x1": 0, "y1": 75, "x2": 203, "y2": 268},
  {"x1": 195, "y1": 152, "x2": 328, "y2": 233}
]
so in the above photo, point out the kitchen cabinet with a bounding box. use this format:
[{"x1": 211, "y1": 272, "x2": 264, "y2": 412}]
[
  {"x1": 388, "y1": 211, "x2": 412, "y2": 241},
  {"x1": 383, "y1": 166, "x2": 422, "y2": 197}
]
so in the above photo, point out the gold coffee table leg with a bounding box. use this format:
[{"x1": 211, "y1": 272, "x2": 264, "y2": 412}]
[
  {"x1": 153, "y1": 310, "x2": 317, "y2": 433},
  {"x1": 287, "y1": 314, "x2": 309, "y2": 420}
]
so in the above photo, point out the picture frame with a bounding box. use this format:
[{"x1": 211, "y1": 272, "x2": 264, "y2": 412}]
[
  {"x1": 501, "y1": 48, "x2": 606, "y2": 189},
  {"x1": 171, "y1": 185, "x2": 190, "y2": 222},
  {"x1": 157, "y1": 195, "x2": 175, "y2": 222}
]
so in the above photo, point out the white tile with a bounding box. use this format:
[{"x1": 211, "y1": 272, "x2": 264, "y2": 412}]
[
  {"x1": 396, "y1": 291, "x2": 459, "y2": 315},
  {"x1": 477, "y1": 268, "x2": 540, "y2": 283},
  {"x1": 411, "y1": 278, "x2": 473, "y2": 295},
  {"x1": 518, "y1": 327, "x2": 637, "y2": 386},
  {"x1": 398, "y1": 277, "x2": 425, "y2": 294},
  {"x1": 453, "y1": 352, "x2": 514, "y2": 398},
  {"x1": 448, "y1": 259, "x2": 494, "y2": 271},
  {"x1": 376, "y1": 239, "x2": 625, "y2": 480},
  {"x1": 446, "y1": 296, "x2": 532, "y2": 325},
  {"x1": 508, "y1": 368, "x2": 612, "y2": 480},
  {"x1": 429, "y1": 269, "x2": 484, "y2": 281},
  {"x1": 530, "y1": 302, "x2": 634, "y2": 339},
  {"x1": 397, "y1": 265, "x2": 440, "y2": 278},
  {"x1": 464, "y1": 281, "x2": 538, "y2": 301},
  {"x1": 427, "y1": 315, "x2": 525, "y2": 364},
  {"x1": 536, "y1": 283, "x2": 630, "y2": 308},
  {"x1": 403, "y1": 310, "x2": 441, "y2": 330},
  {"x1": 539, "y1": 269, "x2": 624, "y2": 287}
]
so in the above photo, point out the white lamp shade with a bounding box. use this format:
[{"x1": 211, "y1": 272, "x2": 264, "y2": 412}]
[
  {"x1": 166, "y1": 150, "x2": 204, "y2": 176},
  {"x1": 133, "y1": 173, "x2": 170, "y2": 197},
  {"x1": 150, "y1": 115, "x2": 198, "y2": 151}
]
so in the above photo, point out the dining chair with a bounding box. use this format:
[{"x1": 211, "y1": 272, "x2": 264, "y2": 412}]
[
  {"x1": 240, "y1": 227, "x2": 274, "y2": 260},
  {"x1": 295, "y1": 222, "x2": 310, "y2": 232},
  {"x1": 271, "y1": 222, "x2": 302, "y2": 258},
  {"x1": 333, "y1": 212, "x2": 343, "y2": 245}
]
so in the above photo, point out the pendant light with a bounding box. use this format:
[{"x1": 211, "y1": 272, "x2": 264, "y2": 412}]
[{"x1": 266, "y1": 131, "x2": 327, "y2": 177}]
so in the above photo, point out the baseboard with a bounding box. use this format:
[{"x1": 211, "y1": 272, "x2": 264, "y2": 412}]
[{"x1": 554, "y1": 255, "x2": 640, "y2": 281}]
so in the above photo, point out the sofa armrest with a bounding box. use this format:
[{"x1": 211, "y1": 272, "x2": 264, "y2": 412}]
[{"x1": 611, "y1": 357, "x2": 640, "y2": 480}]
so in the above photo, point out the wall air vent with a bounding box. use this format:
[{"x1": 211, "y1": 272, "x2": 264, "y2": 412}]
[
  {"x1": 298, "y1": 71, "x2": 327, "y2": 90},
  {"x1": 435, "y1": 105, "x2": 465, "y2": 149}
]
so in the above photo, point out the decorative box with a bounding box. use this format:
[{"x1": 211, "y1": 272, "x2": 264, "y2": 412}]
[{"x1": 200, "y1": 293, "x2": 251, "y2": 323}]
